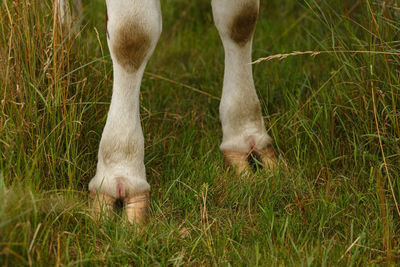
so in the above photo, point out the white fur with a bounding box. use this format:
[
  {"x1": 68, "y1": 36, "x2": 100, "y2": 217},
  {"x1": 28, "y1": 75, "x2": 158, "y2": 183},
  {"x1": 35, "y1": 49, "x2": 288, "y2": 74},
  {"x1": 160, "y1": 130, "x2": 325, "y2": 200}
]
[
  {"x1": 89, "y1": 0, "x2": 161, "y2": 198},
  {"x1": 212, "y1": 0, "x2": 271, "y2": 153},
  {"x1": 58, "y1": 0, "x2": 83, "y2": 27},
  {"x1": 60, "y1": 0, "x2": 272, "y2": 198}
]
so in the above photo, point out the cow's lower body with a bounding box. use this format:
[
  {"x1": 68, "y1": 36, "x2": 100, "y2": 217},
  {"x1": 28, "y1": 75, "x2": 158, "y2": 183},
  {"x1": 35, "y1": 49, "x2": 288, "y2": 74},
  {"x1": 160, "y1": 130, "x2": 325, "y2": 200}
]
[{"x1": 61, "y1": 0, "x2": 276, "y2": 224}]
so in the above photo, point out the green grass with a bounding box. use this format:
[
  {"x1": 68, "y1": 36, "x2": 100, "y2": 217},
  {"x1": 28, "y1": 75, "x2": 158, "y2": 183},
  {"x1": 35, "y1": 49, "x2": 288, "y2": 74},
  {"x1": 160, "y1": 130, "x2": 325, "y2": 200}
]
[{"x1": 1, "y1": 0, "x2": 400, "y2": 265}]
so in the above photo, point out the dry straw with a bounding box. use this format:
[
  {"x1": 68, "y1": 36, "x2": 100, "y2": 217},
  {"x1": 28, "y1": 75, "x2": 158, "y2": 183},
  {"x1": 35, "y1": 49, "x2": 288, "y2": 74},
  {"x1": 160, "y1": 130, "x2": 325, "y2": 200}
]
[{"x1": 251, "y1": 50, "x2": 400, "y2": 64}]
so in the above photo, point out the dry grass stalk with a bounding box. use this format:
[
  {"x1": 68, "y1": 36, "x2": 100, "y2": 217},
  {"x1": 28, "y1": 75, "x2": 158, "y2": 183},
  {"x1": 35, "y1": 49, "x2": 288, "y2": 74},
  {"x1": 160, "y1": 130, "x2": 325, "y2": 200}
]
[{"x1": 251, "y1": 50, "x2": 400, "y2": 64}]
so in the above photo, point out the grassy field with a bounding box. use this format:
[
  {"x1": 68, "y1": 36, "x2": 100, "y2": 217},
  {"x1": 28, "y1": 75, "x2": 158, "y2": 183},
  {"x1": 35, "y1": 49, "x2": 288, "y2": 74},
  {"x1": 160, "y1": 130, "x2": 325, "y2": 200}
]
[{"x1": 1, "y1": 0, "x2": 400, "y2": 265}]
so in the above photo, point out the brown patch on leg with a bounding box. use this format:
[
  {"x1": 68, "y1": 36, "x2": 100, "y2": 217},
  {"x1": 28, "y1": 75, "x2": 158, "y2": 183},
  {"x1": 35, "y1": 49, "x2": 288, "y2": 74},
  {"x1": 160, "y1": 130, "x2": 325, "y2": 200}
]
[
  {"x1": 230, "y1": 2, "x2": 259, "y2": 46},
  {"x1": 112, "y1": 22, "x2": 151, "y2": 72},
  {"x1": 105, "y1": 7, "x2": 109, "y2": 38}
]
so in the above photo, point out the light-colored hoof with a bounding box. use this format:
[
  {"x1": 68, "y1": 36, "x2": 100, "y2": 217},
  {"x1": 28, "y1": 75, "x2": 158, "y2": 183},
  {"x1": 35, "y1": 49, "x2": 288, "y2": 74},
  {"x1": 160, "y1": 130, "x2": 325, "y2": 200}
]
[
  {"x1": 89, "y1": 191, "x2": 150, "y2": 225},
  {"x1": 223, "y1": 144, "x2": 277, "y2": 175},
  {"x1": 89, "y1": 191, "x2": 115, "y2": 218},
  {"x1": 223, "y1": 151, "x2": 251, "y2": 175},
  {"x1": 255, "y1": 144, "x2": 277, "y2": 169},
  {"x1": 125, "y1": 191, "x2": 150, "y2": 224}
]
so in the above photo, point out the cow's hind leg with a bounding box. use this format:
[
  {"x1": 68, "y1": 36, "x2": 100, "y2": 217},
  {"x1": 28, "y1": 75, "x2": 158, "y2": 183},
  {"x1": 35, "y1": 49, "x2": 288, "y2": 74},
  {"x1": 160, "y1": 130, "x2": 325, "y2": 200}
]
[
  {"x1": 59, "y1": 0, "x2": 83, "y2": 28},
  {"x1": 212, "y1": 0, "x2": 276, "y2": 174},
  {"x1": 89, "y1": 0, "x2": 161, "y2": 224}
]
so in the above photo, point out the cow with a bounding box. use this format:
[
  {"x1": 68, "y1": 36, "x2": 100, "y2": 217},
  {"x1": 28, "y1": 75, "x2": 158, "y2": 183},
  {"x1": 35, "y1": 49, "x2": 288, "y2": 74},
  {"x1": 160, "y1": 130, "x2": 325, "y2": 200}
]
[{"x1": 59, "y1": 0, "x2": 277, "y2": 225}]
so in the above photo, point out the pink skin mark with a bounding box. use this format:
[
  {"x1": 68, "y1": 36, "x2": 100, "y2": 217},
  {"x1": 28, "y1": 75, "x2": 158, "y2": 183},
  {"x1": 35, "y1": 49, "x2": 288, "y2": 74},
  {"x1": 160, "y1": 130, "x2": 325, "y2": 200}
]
[
  {"x1": 246, "y1": 136, "x2": 256, "y2": 154},
  {"x1": 116, "y1": 182, "x2": 125, "y2": 199}
]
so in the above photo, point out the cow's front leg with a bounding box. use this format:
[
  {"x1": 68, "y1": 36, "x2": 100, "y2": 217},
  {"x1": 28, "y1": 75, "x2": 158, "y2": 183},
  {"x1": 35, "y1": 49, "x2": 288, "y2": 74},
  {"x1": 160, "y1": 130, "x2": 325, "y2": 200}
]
[
  {"x1": 212, "y1": 0, "x2": 276, "y2": 174},
  {"x1": 89, "y1": 0, "x2": 162, "y2": 224}
]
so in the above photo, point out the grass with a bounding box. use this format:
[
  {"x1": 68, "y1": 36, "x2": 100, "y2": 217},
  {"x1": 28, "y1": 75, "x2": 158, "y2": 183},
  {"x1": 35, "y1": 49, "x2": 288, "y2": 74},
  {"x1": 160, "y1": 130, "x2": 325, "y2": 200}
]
[{"x1": 1, "y1": 0, "x2": 400, "y2": 265}]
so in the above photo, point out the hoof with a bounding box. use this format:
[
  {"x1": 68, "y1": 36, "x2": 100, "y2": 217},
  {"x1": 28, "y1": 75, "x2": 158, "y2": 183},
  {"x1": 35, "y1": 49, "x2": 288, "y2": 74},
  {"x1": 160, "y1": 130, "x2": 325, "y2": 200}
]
[
  {"x1": 223, "y1": 151, "x2": 250, "y2": 175},
  {"x1": 89, "y1": 190, "x2": 150, "y2": 225},
  {"x1": 255, "y1": 144, "x2": 277, "y2": 169},
  {"x1": 125, "y1": 191, "x2": 150, "y2": 224},
  {"x1": 223, "y1": 144, "x2": 278, "y2": 175},
  {"x1": 89, "y1": 191, "x2": 115, "y2": 218}
]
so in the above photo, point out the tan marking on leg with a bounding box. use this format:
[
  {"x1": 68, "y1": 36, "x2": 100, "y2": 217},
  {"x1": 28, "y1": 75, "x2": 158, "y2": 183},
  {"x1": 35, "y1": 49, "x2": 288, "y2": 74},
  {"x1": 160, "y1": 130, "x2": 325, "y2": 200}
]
[
  {"x1": 100, "y1": 135, "x2": 139, "y2": 165},
  {"x1": 229, "y1": 2, "x2": 258, "y2": 46},
  {"x1": 112, "y1": 22, "x2": 151, "y2": 72},
  {"x1": 228, "y1": 96, "x2": 263, "y2": 131}
]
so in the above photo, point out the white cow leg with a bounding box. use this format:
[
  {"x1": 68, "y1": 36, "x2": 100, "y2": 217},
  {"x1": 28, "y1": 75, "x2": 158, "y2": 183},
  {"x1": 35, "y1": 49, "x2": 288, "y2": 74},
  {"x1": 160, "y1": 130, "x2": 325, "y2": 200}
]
[
  {"x1": 89, "y1": 0, "x2": 162, "y2": 224},
  {"x1": 212, "y1": 0, "x2": 276, "y2": 174},
  {"x1": 58, "y1": 0, "x2": 83, "y2": 28},
  {"x1": 59, "y1": 0, "x2": 71, "y2": 27}
]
